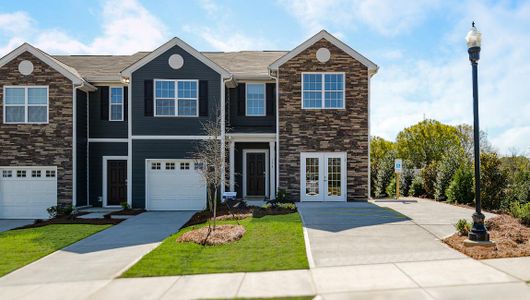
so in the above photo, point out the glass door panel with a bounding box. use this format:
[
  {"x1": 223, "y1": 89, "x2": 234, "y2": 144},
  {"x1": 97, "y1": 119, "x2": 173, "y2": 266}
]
[{"x1": 305, "y1": 157, "x2": 320, "y2": 196}]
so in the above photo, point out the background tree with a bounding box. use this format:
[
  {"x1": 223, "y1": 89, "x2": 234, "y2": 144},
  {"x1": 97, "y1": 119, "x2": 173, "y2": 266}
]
[
  {"x1": 374, "y1": 149, "x2": 397, "y2": 197},
  {"x1": 370, "y1": 136, "x2": 394, "y2": 196},
  {"x1": 455, "y1": 124, "x2": 494, "y2": 160},
  {"x1": 480, "y1": 152, "x2": 508, "y2": 210},
  {"x1": 434, "y1": 146, "x2": 466, "y2": 201},
  {"x1": 446, "y1": 164, "x2": 474, "y2": 204}
]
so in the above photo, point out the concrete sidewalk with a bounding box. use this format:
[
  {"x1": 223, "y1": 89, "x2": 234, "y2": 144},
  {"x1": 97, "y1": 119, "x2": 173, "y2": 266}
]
[
  {"x1": 0, "y1": 212, "x2": 194, "y2": 287},
  {"x1": 0, "y1": 219, "x2": 33, "y2": 232}
]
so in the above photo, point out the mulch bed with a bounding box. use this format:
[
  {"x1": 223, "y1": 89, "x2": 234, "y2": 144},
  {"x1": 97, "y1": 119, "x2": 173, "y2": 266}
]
[
  {"x1": 443, "y1": 214, "x2": 530, "y2": 259},
  {"x1": 104, "y1": 209, "x2": 145, "y2": 218},
  {"x1": 177, "y1": 224, "x2": 246, "y2": 245},
  {"x1": 13, "y1": 216, "x2": 123, "y2": 230}
]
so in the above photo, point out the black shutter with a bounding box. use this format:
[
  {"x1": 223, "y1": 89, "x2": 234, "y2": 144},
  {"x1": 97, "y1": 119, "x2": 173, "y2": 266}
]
[
  {"x1": 144, "y1": 80, "x2": 153, "y2": 117},
  {"x1": 100, "y1": 86, "x2": 109, "y2": 120},
  {"x1": 123, "y1": 87, "x2": 128, "y2": 121},
  {"x1": 237, "y1": 83, "x2": 246, "y2": 116},
  {"x1": 199, "y1": 80, "x2": 208, "y2": 117},
  {"x1": 266, "y1": 83, "x2": 275, "y2": 117}
]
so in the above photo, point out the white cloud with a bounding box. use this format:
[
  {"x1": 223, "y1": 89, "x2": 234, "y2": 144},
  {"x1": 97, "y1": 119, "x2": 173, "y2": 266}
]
[
  {"x1": 277, "y1": 0, "x2": 440, "y2": 36},
  {"x1": 0, "y1": 0, "x2": 167, "y2": 55},
  {"x1": 371, "y1": 1, "x2": 530, "y2": 155}
]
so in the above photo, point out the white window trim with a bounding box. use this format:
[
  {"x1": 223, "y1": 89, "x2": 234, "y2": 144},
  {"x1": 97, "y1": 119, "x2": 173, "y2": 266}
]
[
  {"x1": 3, "y1": 85, "x2": 49, "y2": 124},
  {"x1": 301, "y1": 72, "x2": 345, "y2": 110},
  {"x1": 109, "y1": 86, "x2": 124, "y2": 122},
  {"x1": 153, "y1": 79, "x2": 199, "y2": 118},
  {"x1": 245, "y1": 82, "x2": 266, "y2": 117}
]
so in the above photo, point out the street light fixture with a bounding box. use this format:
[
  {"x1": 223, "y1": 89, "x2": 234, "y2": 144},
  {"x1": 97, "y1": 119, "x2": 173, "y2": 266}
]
[{"x1": 465, "y1": 22, "x2": 492, "y2": 245}]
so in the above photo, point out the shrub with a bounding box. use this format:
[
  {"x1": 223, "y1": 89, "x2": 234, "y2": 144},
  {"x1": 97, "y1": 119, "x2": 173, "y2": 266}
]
[
  {"x1": 446, "y1": 165, "x2": 474, "y2": 204},
  {"x1": 374, "y1": 149, "x2": 397, "y2": 197},
  {"x1": 275, "y1": 189, "x2": 291, "y2": 203},
  {"x1": 434, "y1": 147, "x2": 465, "y2": 201},
  {"x1": 409, "y1": 175, "x2": 425, "y2": 197},
  {"x1": 46, "y1": 206, "x2": 58, "y2": 219},
  {"x1": 480, "y1": 152, "x2": 508, "y2": 210},
  {"x1": 262, "y1": 202, "x2": 296, "y2": 210},
  {"x1": 120, "y1": 201, "x2": 131, "y2": 210},
  {"x1": 509, "y1": 202, "x2": 530, "y2": 226},
  {"x1": 421, "y1": 161, "x2": 439, "y2": 198},
  {"x1": 386, "y1": 176, "x2": 396, "y2": 197},
  {"x1": 399, "y1": 161, "x2": 414, "y2": 197},
  {"x1": 501, "y1": 155, "x2": 530, "y2": 210},
  {"x1": 455, "y1": 218, "x2": 471, "y2": 236}
]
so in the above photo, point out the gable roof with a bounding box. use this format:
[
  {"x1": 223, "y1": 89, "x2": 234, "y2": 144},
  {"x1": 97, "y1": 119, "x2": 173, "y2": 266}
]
[
  {"x1": 121, "y1": 37, "x2": 231, "y2": 78},
  {"x1": 203, "y1": 51, "x2": 287, "y2": 80},
  {"x1": 269, "y1": 30, "x2": 378, "y2": 75},
  {"x1": 0, "y1": 43, "x2": 95, "y2": 91}
]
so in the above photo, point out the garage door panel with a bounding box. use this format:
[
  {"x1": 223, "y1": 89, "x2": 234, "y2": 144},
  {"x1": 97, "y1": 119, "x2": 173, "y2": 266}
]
[{"x1": 146, "y1": 160, "x2": 206, "y2": 211}]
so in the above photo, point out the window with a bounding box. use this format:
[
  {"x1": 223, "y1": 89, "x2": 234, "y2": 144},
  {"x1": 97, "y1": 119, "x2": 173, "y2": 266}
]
[
  {"x1": 165, "y1": 162, "x2": 175, "y2": 170},
  {"x1": 109, "y1": 87, "x2": 124, "y2": 121},
  {"x1": 302, "y1": 73, "x2": 344, "y2": 109},
  {"x1": 17, "y1": 170, "x2": 27, "y2": 177},
  {"x1": 194, "y1": 162, "x2": 203, "y2": 170},
  {"x1": 46, "y1": 170, "x2": 56, "y2": 178},
  {"x1": 151, "y1": 162, "x2": 161, "y2": 170},
  {"x1": 2, "y1": 170, "x2": 12, "y2": 178},
  {"x1": 180, "y1": 162, "x2": 190, "y2": 170},
  {"x1": 4, "y1": 86, "x2": 48, "y2": 123},
  {"x1": 246, "y1": 83, "x2": 265, "y2": 116},
  {"x1": 32, "y1": 170, "x2": 41, "y2": 178},
  {"x1": 154, "y1": 79, "x2": 198, "y2": 117}
]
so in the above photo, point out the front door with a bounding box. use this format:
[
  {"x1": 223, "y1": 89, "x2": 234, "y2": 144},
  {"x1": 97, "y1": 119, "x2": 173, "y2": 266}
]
[
  {"x1": 300, "y1": 152, "x2": 347, "y2": 201},
  {"x1": 246, "y1": 152, "x2": 266, "y2": 196},
  {"x1": 107, "y1": 160, "x2": 127, "y2": 206}
]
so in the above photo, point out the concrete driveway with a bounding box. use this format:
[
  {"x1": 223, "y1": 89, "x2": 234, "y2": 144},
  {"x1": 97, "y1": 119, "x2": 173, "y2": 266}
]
[
  {"x1": 0, "y1": 219, "x2": 34, "y2": 232},
  {"x1": 0, "y1": 211, "x2": 195, "y2": 286},
  {"x1": 297, "y1": 201, "x2": 465, "y2": 268}
]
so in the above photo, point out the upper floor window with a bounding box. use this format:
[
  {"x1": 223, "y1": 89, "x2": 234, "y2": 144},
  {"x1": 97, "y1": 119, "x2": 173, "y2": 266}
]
[
  {"x1": 302, "y1": 73, "x2": 344, "y2": 109},
  {"x1": 4, "y1": 86, "x2": 48, "y2": 124},
  {"x1": 154, "y1": 79, "x2": 198, "y2": 117},
  {"x1": 246, "y1": 83, "x2": 265, "y2": 116},
  {"x1": 109, "y1": 87, "x2": 124, "y2": 121}
]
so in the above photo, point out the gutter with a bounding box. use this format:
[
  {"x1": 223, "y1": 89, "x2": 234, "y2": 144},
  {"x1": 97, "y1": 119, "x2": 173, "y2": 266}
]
[{"x1": 268, "y1": 67, "x2": 279, "y2": 198}]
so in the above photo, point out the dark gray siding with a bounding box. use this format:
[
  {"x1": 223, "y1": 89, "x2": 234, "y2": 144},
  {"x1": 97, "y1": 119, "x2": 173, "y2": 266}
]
[
  {"x1": 88, "y1": 142, "x2": 128, "y2": 207},
  {"x1": 227, "y1": 87, "x2": 275, "y2": 133},
  {"x1": 132, "y1": 44, "x2": 221, "y2": 135},
  {"x1": 234, "y1": 142, "x2": 270, "y2": 197},
  {"x1": 76, "y1": 90, "x2": 88, "y2": 206},
  {"x1": 89, "y1": 86, "x2": 128, "y2": 138},
  {"x1": 132, "y1": 140, "x2": 199, "y2": 208}
]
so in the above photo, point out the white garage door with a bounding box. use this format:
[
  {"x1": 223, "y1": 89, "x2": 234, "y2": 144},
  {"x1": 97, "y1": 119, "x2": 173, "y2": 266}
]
[
  {"x1": 0, "y1": 167, "x2": 57, "y2": 219},
  {"x1": 146, "y1": 160, "x2": 206, "y2": 210}
]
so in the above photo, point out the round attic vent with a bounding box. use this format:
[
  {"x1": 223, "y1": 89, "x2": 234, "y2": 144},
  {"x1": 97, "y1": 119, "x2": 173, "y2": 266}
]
[
  {"x1": 168, "y1": 54, "x2": 184, "y2": 70},
  {"x1": 316, "y1": 48, "x2": 331, "y2": 63},
  {"x1": 18, "y1": 60, "x2": 34, "y2": 75}
]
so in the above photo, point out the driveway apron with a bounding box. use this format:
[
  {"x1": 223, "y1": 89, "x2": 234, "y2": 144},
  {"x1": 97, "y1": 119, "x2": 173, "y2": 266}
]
[
  {"x1": 0, "y1": 219, "x2": 34, "y2": 232},
  {"x1": 0, "y1": 212, "x2": 194, "y2": 285}
]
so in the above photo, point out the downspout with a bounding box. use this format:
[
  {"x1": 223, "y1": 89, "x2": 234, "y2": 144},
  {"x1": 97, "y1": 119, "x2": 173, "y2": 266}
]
[
  {"x1": 220, "y1": 75, "x2": 233, "y2": 198},
  {"x1": 268, "y1": 68, "x2": 279, "y2": 197},
  {"x1": 72, "y1": 82, "x2": 87, "y2": 207}
]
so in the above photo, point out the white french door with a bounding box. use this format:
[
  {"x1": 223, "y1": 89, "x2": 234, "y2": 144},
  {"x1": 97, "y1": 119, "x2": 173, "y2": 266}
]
[{"x1": 300, "y1": 152, "x2": 347, "y2": 201}]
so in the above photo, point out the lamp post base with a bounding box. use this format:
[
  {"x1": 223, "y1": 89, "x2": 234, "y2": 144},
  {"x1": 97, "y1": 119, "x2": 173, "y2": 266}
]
[{"x1": 468, "y1": 211, "x2": 490, "y2": 242}]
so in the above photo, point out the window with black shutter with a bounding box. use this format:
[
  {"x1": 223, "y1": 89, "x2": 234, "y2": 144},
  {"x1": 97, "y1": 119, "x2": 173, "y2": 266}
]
[
  {"x1": 144, "y1": 80, "x2": 153, "y2": 116},
  {"x1": 199, "y1": 80, "x2": 208, "y2": 117},
  {"x1": 100, "y1": 86, "x2": 109, "y2": 120},
  {"x1": 237, "y1": 83, "x2": 246, "y2": 116}
]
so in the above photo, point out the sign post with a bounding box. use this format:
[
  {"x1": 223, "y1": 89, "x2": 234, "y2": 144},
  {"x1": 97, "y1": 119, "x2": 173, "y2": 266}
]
[{"x1": 394, "y1": 159, "x2": 402, "y2": 199}]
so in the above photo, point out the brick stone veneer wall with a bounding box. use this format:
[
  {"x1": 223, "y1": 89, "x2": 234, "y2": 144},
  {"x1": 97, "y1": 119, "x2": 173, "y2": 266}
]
[
  {"x1": 0, "y1": 51, "x2": 73, "y2": 204},
  {"x1": 278, "y1": 38, "x2": 369, "y2": 200}
]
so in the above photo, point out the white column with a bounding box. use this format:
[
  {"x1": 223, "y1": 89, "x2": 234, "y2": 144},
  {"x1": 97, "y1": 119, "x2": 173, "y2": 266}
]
[
  {"x1": 269, "y1": 141, "x2": 276, "y2": 200},
  {"x1": 229, "y1": 140, "x2": 235, "y2": 192}
]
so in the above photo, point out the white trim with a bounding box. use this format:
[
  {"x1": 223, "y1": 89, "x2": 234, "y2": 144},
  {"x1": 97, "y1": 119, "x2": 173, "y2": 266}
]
[
  {"x1": 220, "y1": 76, "x2": 227, "y2": 197},
  {"x1": 121, "y1": 37, "x2": 230, "y2": 78},
  {"x1": 108, "y1": 86, "x2": 124, "y2": 121},
  {"x1": 275, "y1": 71, "x2": 280, "y2": 196},
  {"x1": 153, "y1": 79, "x2": 199, "y2": 117},
  {"x1": 102, "y1": 156, "x2": 128, "y2": 208},
  {"x1": 226, "y1": 133, "x2": 276, "y2": 142},
  {"x1": 300, "y1": 152, "x2": 347, "y2": 202},
  {"x1": 229, "y1": 140, "x2": 235, "y2": 192},
  {"x1": 269, "y1": 30, "x2": 378, "y2": 74},
  {"x1": 0, "y1": 43, "x2": 95, "y2": 91},
  {"x1": 301, "y1": 72, "x2": 345, "y2": 109},
  {"x1": 3, "y1": 85, "x2": 49, "y2": 124},
  {"x1": 367, "y1": 73, "x2": 371, "y2": 199},
  {"x1": 131, "y1": 135, "x2": 213, "y2": 140},
  {"x1": 72, "y1": 85, "x2": 77, "y2": 207},
  {"x1": 245, "y1": 82, "x2": 266, "y2": 117},
  {"x1": 242, "y1": 149, "x2": 269, "y2": 198},
  {"x1": 269, "y1": 141, "x2": 276, "y2": 200},
  {"x1": 86, "y1": 92, "x2": 90, "y2": 206},
  {"x1": 127, "y1": 74, "x2": 133, "y2": 207},
  {"x1": 88, "y1": 138, "x2": 129, "y2": 143}
]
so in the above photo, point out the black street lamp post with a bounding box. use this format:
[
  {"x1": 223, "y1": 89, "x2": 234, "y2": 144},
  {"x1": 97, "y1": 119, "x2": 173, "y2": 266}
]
[{"x1": 466, "y1": 22, "x2": 491, "y2": 243}]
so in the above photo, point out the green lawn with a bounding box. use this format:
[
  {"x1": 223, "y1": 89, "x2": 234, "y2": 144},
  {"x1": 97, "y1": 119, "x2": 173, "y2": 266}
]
[
  {"x1": 0, "y1": 224, "x2": 110, "y2": 277},
  {"x1": 122, "y1": 213, "x2": 308, "y2": 277}
]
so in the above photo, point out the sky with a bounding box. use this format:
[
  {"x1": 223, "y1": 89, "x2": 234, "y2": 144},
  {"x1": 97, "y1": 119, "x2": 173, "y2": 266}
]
[{"x1": 0, "y1": 0, "x2": 529, "y2": 155}]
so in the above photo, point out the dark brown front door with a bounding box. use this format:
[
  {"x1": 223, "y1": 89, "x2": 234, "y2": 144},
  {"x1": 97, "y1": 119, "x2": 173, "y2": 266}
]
[
  {"x1": 107, "y1": 160, "x2": 127, "y2": 206},
  {"x1": 246, "y1": 152, "x2": 266, "y2": 196}
]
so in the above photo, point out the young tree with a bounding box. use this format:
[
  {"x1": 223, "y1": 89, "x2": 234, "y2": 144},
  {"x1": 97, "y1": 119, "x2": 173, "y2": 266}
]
[{"x1": 193, "y1": 109, "x2": 228, "y2": 231}]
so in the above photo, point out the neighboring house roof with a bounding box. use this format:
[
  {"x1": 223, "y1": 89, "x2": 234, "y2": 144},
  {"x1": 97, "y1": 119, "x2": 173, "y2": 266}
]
[
  {"x1": 121, "y1": 37, "x2": 231, "y2": 78},
  {"x1": 54, "y1": 52, "x2": 149, "y2": 83},
  {"x1": 0, "y1": 43, "x2": 95, "y2": 91},
  {"x1": 269, "y1": 30, "x2": 379, "y2": 76},
  {"x1": 204, "y1": 51, "x2": 287, "y2": 80}
]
